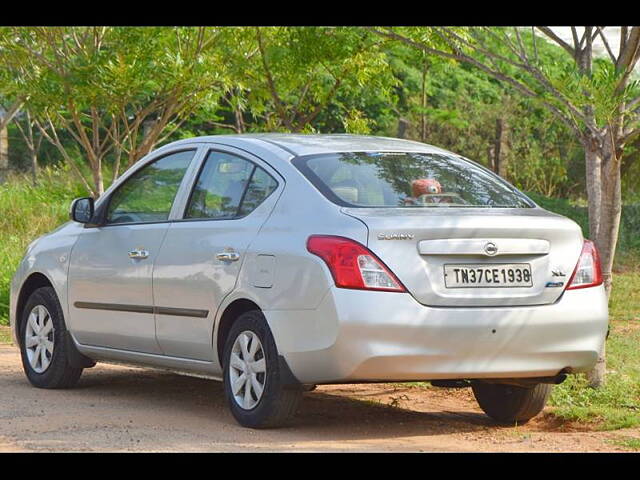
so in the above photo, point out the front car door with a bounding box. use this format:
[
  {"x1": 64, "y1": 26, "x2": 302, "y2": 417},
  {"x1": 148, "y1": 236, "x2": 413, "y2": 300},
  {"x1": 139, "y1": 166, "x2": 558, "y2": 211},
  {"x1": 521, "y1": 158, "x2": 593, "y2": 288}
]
[
  {"x1": 67, "y1": 148, "x2": 199, "y2": 353},
  {"x1": 152, "y1": 145, "x2": 282, "y2": 360}
]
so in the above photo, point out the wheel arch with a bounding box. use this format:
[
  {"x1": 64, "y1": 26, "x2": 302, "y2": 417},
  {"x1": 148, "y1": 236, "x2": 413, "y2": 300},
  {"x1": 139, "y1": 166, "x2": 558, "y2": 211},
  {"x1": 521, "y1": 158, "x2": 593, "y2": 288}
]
[
  {"x1": 214, "y1": 296, "x2": 302, "y2": 391},
  {"x1": 14, "y1": 272, "x2": 55, "y2": 347},
  {"x1": 215, "y1": 298, "x2": 262, "y2": 367}
]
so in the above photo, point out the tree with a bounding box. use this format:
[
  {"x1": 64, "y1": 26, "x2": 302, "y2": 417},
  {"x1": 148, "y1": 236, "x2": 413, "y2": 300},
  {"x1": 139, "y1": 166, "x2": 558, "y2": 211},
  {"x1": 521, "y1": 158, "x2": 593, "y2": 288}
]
[
  {"x1": 0, "y1": 27, "x2": 231, "y2": 196},
  {"x1": 371, "y1": 26, "x2": 640, "y2": 387},
  {"x1": 0, "y1": 99, "x2": 23, "y2": 132},
  {"x1": 0, "y1": 97, "x2": 24, "y2": 185},
  {"x1": 205, "y1": 27, "x2": 396, "y2": 134},
  {"x1": 375, "y1": 39, "x2": 580, "y2": 197},
  {"x1": 0, "y1": 112, "x2": 7, "y2": 183},
  {"x1": 13, "y1": 110, "x2": 43, "y2": 184}
]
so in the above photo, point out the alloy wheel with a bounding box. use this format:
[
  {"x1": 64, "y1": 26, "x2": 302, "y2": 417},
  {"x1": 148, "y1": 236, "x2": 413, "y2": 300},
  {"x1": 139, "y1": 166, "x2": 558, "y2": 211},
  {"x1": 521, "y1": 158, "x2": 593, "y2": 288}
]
[
  {"x1": 25, "y1": 305, "x2": 54, "y2": 374},
  {"x1": 229, "y1": 330, "x2": 267, "y2": 410}
]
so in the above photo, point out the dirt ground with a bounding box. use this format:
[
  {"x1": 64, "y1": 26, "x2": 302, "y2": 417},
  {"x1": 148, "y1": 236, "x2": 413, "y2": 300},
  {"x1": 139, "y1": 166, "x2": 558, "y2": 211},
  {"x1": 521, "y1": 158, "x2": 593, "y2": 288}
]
[{"x1": 0, "y1": 344, "x2": 638, "y2": 452}]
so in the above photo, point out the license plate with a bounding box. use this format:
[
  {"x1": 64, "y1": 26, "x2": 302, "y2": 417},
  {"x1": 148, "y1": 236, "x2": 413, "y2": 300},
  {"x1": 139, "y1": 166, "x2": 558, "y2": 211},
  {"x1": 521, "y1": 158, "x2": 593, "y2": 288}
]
[{"x1": 444, "y1": 263, "x2": 533, "y2": 288}]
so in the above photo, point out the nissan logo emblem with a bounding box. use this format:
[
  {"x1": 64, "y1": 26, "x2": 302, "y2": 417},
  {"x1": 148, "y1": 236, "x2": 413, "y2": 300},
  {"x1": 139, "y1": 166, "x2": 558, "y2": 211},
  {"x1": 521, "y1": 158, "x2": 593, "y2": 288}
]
[{"x1": 484, "y1": 242, "x2": 498, "y2": 256}]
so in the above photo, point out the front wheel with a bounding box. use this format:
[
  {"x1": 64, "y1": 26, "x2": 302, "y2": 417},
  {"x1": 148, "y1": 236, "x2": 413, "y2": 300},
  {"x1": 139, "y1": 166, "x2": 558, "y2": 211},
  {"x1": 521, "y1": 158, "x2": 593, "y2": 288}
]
[
  {"x1": 472, "y1": 382, "x2": 552, "y2": 424},
  {"x1": 222, "y1": 310, "x2": 302, "y2": 428},
  {"x1": 19, "y1": 287, "x2": 83, "y2": 389}
]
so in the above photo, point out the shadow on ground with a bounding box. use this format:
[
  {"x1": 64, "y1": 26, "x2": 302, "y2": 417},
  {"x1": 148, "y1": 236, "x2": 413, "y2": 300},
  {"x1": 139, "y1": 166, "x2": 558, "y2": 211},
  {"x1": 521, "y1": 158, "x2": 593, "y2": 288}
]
[
  {"x1": 1, "y1": 344, "x2": 584, "y2": 452},
  {"x1": 70, "y1": 366, "x2": 516, "y2": 440}
]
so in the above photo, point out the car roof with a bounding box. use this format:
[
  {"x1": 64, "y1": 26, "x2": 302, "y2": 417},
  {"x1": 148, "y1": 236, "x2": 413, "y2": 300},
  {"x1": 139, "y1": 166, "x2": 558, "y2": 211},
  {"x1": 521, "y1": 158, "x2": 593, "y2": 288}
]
[{"x1": 168, "y1": 133, "x2": 453, "y2": 158}]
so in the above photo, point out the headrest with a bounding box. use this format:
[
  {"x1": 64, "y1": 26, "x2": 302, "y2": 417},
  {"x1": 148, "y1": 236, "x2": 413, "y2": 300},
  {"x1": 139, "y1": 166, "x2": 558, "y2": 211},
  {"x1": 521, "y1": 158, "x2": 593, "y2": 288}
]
[{"x1": 333, "y1": 186, "x2": 359, "y2": 204}]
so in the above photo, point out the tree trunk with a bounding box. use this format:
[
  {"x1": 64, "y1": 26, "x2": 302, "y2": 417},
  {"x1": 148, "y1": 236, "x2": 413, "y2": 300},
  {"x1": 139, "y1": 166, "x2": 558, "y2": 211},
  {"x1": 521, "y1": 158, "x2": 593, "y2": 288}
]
[
  {"x1": 596, "y1": 137, "x2": 622, "y2": 295},
  {"x1": 397, "y1": 118, "x2": 410, "y2": 139},
  {"x1": 584, "y1": 136, "x2": 603, "y2": 242},
  {"x1": 92, "y1": 162, "x2": 104, "y2": 197},
  {"x1": 235, "y1": 108, "x2": 245, "y2": 134},
  {"x1": 421, "y1": 57, "x2": 427, "y2": 142},
  {"x1": 142, "y1": 117, "x2": 155, "y2": 140},
  {"x1": 30, "y1": 150, "x2": 38, "y2": 186},
  {"x1": 129, "y1": 116, "x2": 159, "y2": 166},
  {"x1": 582, "y1": 132, "x2": 622, "y2": 388},
  {"x1": 492, "y1": 118, "x2": 508, "y2": 178},
  {"x1": 0, "y1": 124, "x2": 8, "y2": 184}
]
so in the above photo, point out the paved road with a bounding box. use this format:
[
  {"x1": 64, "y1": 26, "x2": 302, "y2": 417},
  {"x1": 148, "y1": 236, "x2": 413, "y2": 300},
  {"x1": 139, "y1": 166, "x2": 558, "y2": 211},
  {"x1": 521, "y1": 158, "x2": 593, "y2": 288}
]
[{"x1": 0, "y1": 345, "x2": 636, "y2": 452}]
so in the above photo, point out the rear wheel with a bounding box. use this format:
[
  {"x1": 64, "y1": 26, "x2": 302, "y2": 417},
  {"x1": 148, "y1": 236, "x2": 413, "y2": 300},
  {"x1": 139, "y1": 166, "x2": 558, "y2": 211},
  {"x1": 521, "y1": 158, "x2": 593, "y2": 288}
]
[
  {"x1": 19, "y1": 287, "x2": 83, "y2": 389},
  {"x1": 472, "y1": 382, "x2": 552, "y2": 424},
  {"x1": 223, "y1": 310, "x2": 302, "y2": 428}
]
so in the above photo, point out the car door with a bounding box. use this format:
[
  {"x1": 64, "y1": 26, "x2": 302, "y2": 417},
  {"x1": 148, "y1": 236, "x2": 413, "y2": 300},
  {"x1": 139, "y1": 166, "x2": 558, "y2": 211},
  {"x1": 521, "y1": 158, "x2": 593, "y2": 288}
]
[
  {"x1": 67, "y1": 148, "x2": 199, "y2": 353},
  {"x1": 152, "y1": 146, "x2": 282, "y2": 360}
]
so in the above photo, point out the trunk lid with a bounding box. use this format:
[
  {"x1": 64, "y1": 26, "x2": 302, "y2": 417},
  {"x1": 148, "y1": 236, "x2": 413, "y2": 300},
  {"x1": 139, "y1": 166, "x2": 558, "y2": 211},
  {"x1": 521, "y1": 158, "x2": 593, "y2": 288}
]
[{"x1": 343, "y1": 207, "x2": 583, "y2": 307}]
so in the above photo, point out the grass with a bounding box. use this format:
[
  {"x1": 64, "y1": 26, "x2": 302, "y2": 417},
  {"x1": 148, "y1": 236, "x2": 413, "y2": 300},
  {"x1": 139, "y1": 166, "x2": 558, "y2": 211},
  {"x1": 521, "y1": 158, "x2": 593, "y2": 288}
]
[
  {"x1": 0, "y1": 166, "x2": 86, "y2": 325},
  {"x1": 395, "y1": 382, "x2": 432, "y2": 389},
  {"x1": 610, "y1": 271, "x2": 640, "y2": 321},
  {"x1": 0, "y1": 325, "x2": 11, "y2": 344},
  {"x1": 548, "y1": 271, "x2": 640, "y2": 431},
  {"x1": 609, "y1": 436, "x2": 640, "y2": 451}
]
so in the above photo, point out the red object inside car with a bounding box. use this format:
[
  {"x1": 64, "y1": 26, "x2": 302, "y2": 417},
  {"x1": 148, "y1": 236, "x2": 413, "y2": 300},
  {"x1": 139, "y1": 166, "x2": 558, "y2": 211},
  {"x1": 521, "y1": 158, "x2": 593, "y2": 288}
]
[{"x1": 412, "y1": 178, "x2": 442, "y2": 196}]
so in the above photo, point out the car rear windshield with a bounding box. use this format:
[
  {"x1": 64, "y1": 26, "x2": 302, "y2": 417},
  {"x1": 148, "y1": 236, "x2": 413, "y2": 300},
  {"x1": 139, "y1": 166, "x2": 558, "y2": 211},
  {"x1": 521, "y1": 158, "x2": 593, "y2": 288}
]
[{"x1": 292, "y1": 151, "x2": 533, "y2": 208}]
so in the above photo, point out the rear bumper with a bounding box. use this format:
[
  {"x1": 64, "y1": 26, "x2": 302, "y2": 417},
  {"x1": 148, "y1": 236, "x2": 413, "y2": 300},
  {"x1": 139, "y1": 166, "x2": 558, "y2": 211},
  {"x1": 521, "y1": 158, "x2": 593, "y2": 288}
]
[{"x1": 265, "y1": 285, "x2": 609, "y2": 384}]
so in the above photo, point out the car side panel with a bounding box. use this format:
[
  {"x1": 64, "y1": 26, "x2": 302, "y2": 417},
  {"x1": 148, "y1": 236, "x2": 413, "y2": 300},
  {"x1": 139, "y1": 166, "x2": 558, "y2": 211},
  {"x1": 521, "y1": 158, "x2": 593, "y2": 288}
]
[
  {"x1": 67, "y1": 223, "x2": 171, "y2": 353},
  {"x1": 10, "y1": 222, "x2": 84, "y2": 345},
  {"x1": 225, "y1": 174, "x2": 370, "y2": 366},
  {"x1": 152, "y1": 196, "x2": 283, "y2": 360}
]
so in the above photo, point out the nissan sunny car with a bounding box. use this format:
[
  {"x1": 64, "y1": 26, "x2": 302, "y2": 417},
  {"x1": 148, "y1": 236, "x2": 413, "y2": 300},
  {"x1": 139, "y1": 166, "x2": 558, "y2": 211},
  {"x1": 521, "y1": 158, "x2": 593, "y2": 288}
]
[{"x1": 10, "y1": 134, "x2": 609, "y2": 428}]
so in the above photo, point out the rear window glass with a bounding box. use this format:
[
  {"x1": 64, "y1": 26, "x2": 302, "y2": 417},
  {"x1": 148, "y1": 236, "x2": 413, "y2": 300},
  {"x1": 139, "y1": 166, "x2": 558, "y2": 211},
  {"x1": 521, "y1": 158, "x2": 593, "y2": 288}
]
[{"x1": 293, "y1": 152, "x2": 532, "y2": 208}]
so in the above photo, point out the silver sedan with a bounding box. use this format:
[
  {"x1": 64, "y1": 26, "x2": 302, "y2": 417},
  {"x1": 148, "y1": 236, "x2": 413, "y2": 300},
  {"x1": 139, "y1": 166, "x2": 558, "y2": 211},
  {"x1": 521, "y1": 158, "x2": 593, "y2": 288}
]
[{"x1": 9, "y1": 134, "x2": 608, "y2": 428}]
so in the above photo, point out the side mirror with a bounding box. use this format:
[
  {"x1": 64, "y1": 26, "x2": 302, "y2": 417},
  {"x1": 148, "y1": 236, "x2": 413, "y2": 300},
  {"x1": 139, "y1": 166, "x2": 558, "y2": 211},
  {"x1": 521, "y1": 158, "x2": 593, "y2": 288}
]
[{"x1": 70, "y1": 197, "x2": 95, "y2": 224}]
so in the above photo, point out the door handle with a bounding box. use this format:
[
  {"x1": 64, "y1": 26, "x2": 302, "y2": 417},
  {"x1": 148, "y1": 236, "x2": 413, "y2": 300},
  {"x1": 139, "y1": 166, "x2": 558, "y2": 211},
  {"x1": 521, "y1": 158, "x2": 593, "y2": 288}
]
[
  {"x1": 216, "y1": 251, "x2": 240, "y2": 262},
  {"x1": 128, "y1": 249, "x2": 149, "y2": 260}
]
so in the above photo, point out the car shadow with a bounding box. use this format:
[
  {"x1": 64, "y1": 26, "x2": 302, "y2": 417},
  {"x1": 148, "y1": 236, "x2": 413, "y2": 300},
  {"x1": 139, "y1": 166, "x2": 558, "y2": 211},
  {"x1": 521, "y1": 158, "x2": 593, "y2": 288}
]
[{"x1": 69, "y1": 365, "x2": 508, "y2": 441}]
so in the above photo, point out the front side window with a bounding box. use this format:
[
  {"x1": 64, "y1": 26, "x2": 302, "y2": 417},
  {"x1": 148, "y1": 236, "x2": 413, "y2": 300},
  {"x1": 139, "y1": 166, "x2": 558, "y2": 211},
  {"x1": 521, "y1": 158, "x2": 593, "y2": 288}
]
[
  {"x1": 293, "y1": 152, "x2": 532, "y2": 208},
  {"x1": 106, "y1": 150, "x2": 195, "y2": 224},
  {"x1": 185, "y1": 151, "x2": 278, "y2": 220}
]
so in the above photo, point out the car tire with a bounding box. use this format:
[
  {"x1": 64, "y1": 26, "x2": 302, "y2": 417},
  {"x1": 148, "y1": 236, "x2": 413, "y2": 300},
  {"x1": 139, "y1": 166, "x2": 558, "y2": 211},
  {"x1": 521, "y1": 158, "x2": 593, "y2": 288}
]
[
  {"x1": 472, "y1": 382, "x2": 552, "y2": 424},
  {"x1": 223, "y1": 310, "x2": 302, "y2": 429},
  {"x1": 19, "y1": 287, "x2": 83, "y2": 389}
]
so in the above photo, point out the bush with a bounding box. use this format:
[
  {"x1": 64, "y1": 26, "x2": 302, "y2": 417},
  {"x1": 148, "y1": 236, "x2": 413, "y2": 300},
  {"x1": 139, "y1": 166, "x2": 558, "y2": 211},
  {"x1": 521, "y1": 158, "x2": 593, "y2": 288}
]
[
  {"x1": 526, "y1": 191, "x2": 640, "y2": 260},
  {"x1": 0, "y1": 167, "x2": 86, "y2": 324}
]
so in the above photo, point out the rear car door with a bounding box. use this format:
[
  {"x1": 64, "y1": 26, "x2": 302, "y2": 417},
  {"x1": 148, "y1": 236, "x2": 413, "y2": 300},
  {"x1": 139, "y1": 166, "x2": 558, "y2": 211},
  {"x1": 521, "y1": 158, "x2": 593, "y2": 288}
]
[
  {"x1": 152, "y1": 146, "x2": 282, "y2": 360},
  {"x1": 67, "y1": 149, "x2": 198, "y2": 353}
]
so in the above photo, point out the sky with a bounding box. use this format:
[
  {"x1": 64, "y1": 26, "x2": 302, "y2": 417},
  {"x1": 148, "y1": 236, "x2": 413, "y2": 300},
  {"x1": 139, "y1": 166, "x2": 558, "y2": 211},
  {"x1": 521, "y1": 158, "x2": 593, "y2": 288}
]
[{"x1": 550, "y1": 27, "x2": 623, "y2": 60}]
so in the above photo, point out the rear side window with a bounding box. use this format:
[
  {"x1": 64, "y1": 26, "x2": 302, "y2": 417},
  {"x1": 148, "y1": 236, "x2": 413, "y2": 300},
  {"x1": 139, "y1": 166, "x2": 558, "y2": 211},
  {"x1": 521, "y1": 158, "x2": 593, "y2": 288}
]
[
  {"x1": 238, "y1": 167, "x2": 278, "y2": 217},
  {"x1": 293, "y1": 152, "x2": 532, "y2": 209},
  {"x1": 185, "y1": 151, "x2": 278, "y2": 220},
  {"x1": 106, "y1": 150, "x2": 195, "y2": 224}
]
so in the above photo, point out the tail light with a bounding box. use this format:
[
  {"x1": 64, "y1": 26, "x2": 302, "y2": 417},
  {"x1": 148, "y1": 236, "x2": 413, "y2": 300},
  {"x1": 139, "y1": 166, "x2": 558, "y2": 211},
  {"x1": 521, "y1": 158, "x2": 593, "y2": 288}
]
[
  {"x1": 566, "y1": 240, "x2": 603, "y2": 290},
  {"x1": 307, "y1": 235, "x2": 406, "y2": 292}
]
